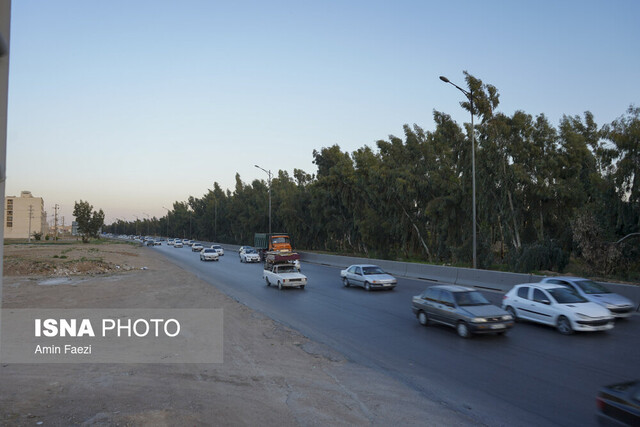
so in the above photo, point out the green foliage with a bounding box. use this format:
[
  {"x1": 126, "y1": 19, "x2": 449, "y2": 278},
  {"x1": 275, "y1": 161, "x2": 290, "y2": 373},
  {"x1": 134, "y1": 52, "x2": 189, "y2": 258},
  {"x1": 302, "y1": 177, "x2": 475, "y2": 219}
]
[
  {"x1": 32, "y1": 232, "x2": 42, "y2": 241},
  {"x1": 106, "y1": 76, "x2": 638, "y2": 278},
  {"x1": 73, "y1": 200, "x2": 105, "y2": 243},
  {"x1": 509, "y1": 239, "x2": 569, "y2": 273}
]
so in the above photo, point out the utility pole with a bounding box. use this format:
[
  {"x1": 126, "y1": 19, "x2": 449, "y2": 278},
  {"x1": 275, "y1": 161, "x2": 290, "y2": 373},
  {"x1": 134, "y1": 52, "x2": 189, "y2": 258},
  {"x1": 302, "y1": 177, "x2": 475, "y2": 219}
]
[
  {"x1": 27, "y1": 205, "x2": 33, "y2": 242},
  {"x1": 53, "y1": 204, "x2": 59, "y2": 241}
]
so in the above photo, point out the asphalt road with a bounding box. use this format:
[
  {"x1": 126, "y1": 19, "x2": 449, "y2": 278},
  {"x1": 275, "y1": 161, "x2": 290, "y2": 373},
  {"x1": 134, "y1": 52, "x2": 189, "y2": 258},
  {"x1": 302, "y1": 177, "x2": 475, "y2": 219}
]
[{"x1": 153, "y1": 243, "x2": 640, "y2": 426}]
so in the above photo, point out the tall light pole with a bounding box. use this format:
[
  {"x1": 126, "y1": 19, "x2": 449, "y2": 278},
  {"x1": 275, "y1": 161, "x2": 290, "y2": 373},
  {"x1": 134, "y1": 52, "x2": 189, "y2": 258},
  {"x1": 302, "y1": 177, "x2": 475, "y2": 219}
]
[
  {"x1": 143, "y1": 212, "x2": 150, "y2": 235},
  {"x1": 255, "y1": 164, "x2": 272, "y2": 236},
  {"x1": 162, "y1": 206, "x2": 171, "y2": 237},
  {"x1": 440, "y1": 75, "x2": 477, "y2": 269}
]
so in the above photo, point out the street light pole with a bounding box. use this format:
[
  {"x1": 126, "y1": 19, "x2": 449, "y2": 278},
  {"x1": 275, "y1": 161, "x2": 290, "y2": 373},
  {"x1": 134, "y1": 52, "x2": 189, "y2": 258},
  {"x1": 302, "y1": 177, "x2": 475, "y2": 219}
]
[
  {"x1": 255, "y1": 164, "x2": 272, "y2": 236},
  {"x1": 162, "y1": 206, "x2": 170, "y2": 237},
  {"x1": 440, "y1": 75, "x2": 477, "y2": 269},
  {"x1": 143, "y1": 212, "x2": 150, "y2": 236}
]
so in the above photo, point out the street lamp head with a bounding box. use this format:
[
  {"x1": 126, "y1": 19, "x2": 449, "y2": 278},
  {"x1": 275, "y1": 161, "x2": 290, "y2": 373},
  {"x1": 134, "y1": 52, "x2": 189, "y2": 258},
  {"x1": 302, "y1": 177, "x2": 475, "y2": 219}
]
[{"x1": 439, "y1": 75, "x2": 450, "y2": 83}]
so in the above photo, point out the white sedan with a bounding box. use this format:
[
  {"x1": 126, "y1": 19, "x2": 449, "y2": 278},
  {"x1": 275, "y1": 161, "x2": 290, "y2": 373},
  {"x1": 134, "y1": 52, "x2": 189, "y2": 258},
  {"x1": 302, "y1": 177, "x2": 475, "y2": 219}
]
[
  {"x1": 191, "y1": 243, "x2": 204, "y2": 252},
  {"x1": 211, "y1": 245, "x2": 224, "y2": 256},
  {"x1": 240, "y1": 248, "x2": 260, "y2": 263},
  {"x1": 340, "y1": 264, "x2": 397, "y2": 291},
  {"x1": 502, "y1": 283, "x2": 614, "y2": 334},
  {"x1": 200, "y1": 248, "x2": 219, "y2": 261}
]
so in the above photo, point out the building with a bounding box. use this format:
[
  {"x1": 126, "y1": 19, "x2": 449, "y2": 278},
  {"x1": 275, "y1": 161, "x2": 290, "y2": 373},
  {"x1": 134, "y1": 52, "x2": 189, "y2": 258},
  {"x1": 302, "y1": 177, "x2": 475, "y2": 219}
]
[{"x1": 4, "y1": 191, "x2": 49, "y2": 239}]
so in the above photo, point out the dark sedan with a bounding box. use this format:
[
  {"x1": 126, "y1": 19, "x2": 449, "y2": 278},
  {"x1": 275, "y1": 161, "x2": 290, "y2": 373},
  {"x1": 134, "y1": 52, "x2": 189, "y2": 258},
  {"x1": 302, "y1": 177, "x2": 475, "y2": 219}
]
[
  {"x1": 412, "y1": 285, "x2": 514, "y2": 338},
  {"x1": 597, "y1": 380, "x2": 640, "y2": 426}
]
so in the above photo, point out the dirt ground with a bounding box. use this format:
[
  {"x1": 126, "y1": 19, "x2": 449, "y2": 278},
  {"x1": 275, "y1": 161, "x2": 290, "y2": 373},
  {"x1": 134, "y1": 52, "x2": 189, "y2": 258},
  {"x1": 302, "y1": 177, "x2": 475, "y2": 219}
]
[{"x1": 0, "y1": 241, "x2": 471, "y2": 426}]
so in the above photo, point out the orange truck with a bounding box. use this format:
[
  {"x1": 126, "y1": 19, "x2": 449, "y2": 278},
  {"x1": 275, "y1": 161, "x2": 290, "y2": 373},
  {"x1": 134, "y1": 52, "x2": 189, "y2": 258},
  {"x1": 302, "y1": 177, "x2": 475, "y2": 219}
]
[{"x1": 254, "y1": 233, "x2": 301, "y2": 268}]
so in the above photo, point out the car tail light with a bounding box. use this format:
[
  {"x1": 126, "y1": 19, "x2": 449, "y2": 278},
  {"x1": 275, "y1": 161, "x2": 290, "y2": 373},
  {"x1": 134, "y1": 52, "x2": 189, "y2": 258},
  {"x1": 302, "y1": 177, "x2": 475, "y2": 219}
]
[{"x1": 596, "y1": 396, "x2": 605, "y2": 410}]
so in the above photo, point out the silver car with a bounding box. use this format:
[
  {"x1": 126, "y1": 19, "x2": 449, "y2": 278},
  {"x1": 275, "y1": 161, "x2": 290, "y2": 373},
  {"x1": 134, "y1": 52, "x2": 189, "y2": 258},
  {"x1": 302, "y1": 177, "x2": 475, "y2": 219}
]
[
  {"x1": 340, "y1": 264, "x2": 396, "y2": 291},
  {"x1": 412, "y1": 285, "x2": 514, "y2": 338},
  {"x1": 540, "y1": 277, "x2": 635, "y2": 319}
]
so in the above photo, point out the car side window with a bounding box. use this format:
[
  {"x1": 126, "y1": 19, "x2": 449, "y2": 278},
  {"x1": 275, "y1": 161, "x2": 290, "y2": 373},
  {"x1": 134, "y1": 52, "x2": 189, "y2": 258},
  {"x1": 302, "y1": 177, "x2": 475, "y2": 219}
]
[
  {"x1": 440, "y1": 291, "x2": 455, "y2": 307},
  {"x1": 545, "y1": 279, "x2": 561, "y2": 284},
  {"x1": 517, "y1": 287, "x2": 529, "y2": 299},
  {"x1": 355, "y1": 267, "x2": 362, "y2": 276},
  {"x1": 347, "y1": 266, "x2": 356, "y2": 274},
  {"x1": 424, "y1": 288, "x2": 441, "y2": 303},
  {"x1": 533, "y1": 289, "x2": 548, "y2": 303}
]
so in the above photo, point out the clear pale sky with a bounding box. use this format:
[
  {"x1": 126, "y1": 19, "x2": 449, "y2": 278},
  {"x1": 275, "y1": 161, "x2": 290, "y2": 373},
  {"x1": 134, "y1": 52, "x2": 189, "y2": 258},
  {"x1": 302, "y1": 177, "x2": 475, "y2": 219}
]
[{"x1": 5, "y1": 0, "x2": 640, "y2": 225}]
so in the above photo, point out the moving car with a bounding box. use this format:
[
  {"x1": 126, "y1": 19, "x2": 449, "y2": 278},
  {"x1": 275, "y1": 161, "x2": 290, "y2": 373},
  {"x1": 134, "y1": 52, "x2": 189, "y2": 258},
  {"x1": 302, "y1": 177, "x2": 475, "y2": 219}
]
[
  {"x1": 211, "y1": 245, "x2": 224, "y2": 256},
  {"x1": 412, "y1": 285, "x2": 514, "y2": 338},
  {"x1": 167, "y1": 239, "x2": 174, "y2": 246},
  {"x1": 174, "y1": 241, "x2": 183, "y2": 248},
  {"x1": 596, "y1": 380, "x2": 640, "y2": 426},
  {"x1": 264, "y1": 263, "x2": 307, "y2": 290},
  {"x1": 200, "y1": 248, "x2": 219, "y2": 261},
  {"x1": 240, "y1": 247, "x2": 260, "y2": 263},
  {"x1": 502, "y1": 283, "x2": 614, "y2": 335},
  {"x1": 340, "y1": 265, "x2": 396, "y2": 291},
  {"x1": 153, "y1": 240, "x2": 161, "y2": 246},
  {"x1": 191, "y1": 243, "x2": 204, "y2": 252},
  {"x1": 540, "y1": 277, "x2": 635, "y2": 319}
]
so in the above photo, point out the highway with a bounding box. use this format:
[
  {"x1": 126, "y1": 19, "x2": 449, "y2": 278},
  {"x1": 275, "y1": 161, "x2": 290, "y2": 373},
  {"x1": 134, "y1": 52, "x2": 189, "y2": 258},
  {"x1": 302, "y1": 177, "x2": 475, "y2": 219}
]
[{"x1": 153, "y1": 243, "x2": 640, "y2": 426}]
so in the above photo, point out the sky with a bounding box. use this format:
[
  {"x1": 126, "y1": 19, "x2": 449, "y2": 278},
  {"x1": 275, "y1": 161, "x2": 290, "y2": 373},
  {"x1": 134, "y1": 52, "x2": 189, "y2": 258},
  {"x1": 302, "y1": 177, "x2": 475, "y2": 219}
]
[{"x1": 5, "y1": 0, "x2": 640, "y2": 225}]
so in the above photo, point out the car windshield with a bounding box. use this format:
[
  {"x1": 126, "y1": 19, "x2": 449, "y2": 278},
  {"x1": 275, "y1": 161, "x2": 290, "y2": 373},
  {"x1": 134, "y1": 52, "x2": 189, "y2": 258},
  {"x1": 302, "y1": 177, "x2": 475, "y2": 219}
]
[
  {"x1": 203, "y1": 249, "x2": 214, "y2": 253},
  {"x1": 454, "y1": 291, "x2": 490, "y2": 306},
  {"x1": 213, "y1": 245, "x2": 221, "y2": 249},
  {"x1": 245, "y1": 249, "x2": 256, "y2": 254},
  {"x1": 278, "y1": 266, "x2": 296, "y2": 273},
  {"x1": 575, "y1": 280, "x2": 611, "y2": 294},
  {"x1": 548, "y1": 287, "x2": 588, "y2": 304},
  {"x1": 362, "y1": 266, "x2": 385, "y2": 275}
]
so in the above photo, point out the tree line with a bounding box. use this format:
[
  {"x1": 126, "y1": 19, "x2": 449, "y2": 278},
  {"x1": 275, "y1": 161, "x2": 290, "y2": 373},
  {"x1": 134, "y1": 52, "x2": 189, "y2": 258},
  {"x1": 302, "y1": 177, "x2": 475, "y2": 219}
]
[{"x1": 105, "y1": 73, "x2": 640, "y2": 279}]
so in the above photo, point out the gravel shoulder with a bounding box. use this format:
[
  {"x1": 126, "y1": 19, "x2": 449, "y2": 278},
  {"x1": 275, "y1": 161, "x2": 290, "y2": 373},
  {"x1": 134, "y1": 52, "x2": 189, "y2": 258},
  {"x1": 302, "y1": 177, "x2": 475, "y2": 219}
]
[{"x1": 1, "y1": 241, "x2": 472, "y2": 426}]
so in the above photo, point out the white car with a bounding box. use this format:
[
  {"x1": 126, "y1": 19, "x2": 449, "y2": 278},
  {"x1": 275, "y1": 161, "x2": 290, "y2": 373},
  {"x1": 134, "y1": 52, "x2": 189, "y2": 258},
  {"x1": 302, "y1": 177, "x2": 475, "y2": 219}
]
[
  {"x1": 191, "y1": 243, "x2": 204, "y2": 252},
  {"x1": 174, "y1": 241, "x2": 183, "y2": 248},
  {"x1": 200, "y1": 248, "x2": 219, "y2": 261},
  {"x1": 167, "y1": 239, "x2": 174, "y2": 246},
  {"x1": 264, "y1": 263, "x2": 307, "y2": 290},
  {"x1": 539, "y1": 277, "x2": 635, "y2": 319},
  {"x1": 211, "y1": 245, "x2": 224, "y2": 256},
  {"x1": 502, "y1": 283, "x2": 614, "y2": 335},
  {"x1": 240, "y1": 248, "x2": 260, "y2": 263}
]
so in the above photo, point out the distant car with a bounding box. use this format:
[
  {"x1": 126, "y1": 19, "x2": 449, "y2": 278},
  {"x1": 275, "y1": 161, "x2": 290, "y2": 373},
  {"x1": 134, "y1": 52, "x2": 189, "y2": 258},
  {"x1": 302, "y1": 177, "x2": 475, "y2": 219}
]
[
  {"x1": 502, "y1": 283, "x2": 614, "y2": 335},
  {"x1": 540, "y1": 277, "x2": 635, "y2": 319},
  {"x1": 182, "y1": 239, "x2": 190, "y2": 246},
  {"x1": 174, "y1": 241, "x2": 183, "y2": 248},
  {"x1": 153, "y1": 240, "x2": 161, "y2": 246},
  {"x1": 211, "y1": 245, "x2": 224, "y2": 256},
  {"x1": 240, "y1": 247, "x2": 260, "y2": 263},
  {"x1": 200, "y1": 248, "x2": 219, "y2": 261},
  {"x1": 167, "y1": 239, "x2": 174, "y2": 246},
  {"x1": 412, "y1": 285, "x2": 514, "y2": 338},
  {"x1": 340, "y1": 265, "x2": 396, "y2": 291},
  {"x1": 238, "y1": 246, "x2": 253, "y2": 255},
  {"x1": 191, "y1": 243, "x2": 203, "y2": 252},
  {"x1": 145, "y1": 240, "x2": 155, "y2": 246},
  {"x1": 596, "y1": 380, "x2": 640, "y2": 426}
]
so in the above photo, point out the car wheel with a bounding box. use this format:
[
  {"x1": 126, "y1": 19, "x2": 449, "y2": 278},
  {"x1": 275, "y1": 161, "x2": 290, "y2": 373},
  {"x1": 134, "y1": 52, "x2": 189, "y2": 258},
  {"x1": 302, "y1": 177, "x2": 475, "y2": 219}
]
[
  {"x1": 343, "y1": 277, "x2": 349, "y2": 287},
  {"x1": 365, "y1": 282, "x2": 371, "y2": 292},
  {"x1": 278, "y1": 281, "x2": 283, "y2": 290},
  {"x1": 301, "y1": 286, "x2": 305, "y2": 290},
  {"x1": 506, "y1": 306, "x2": 518, "y2": 321},
  {"x1": 240, "y1": 257, "x2": 243, "y2": 263},
  {"x1": 557, "y1": 316, "x2": 573, "y2": 335},
  {"x1": 418, "y1": 311, "x2": 429, "y2": 326},
  {"x1": 265, "y1": 278, "x2": 270, "y2": 287},
  {"x1": 456, "y1": 322, "x2": 471, "y2": 338}
]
